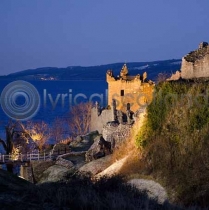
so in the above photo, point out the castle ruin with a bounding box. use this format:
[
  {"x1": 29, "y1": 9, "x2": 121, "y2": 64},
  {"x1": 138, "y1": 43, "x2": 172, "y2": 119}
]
[
  {"x1": 168, "y1": 42, "x2": 209, "y2": 80},
  {"x1": 106, "y1": 64, "x2": 154, "y2": 112},
  {"x1": 90, "y1": 64, "x2": 154, "y2": 133}
]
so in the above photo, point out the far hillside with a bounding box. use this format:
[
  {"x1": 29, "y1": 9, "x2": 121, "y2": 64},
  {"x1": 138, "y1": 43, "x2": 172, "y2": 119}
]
[{"x1": 0, "y1": 59, "x2": 181, "y2": 81}]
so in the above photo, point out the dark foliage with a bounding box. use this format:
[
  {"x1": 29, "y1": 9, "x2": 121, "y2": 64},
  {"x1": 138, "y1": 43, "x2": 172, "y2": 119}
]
[{"x1": 1, "y1": 174, "x2": 182, "y2": 210}]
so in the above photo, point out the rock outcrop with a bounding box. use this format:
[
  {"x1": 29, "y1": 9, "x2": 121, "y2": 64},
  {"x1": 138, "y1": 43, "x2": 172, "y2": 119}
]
[
  {"x1": 85, "y1": 136, "x2": 112, "y2": 162},
  {"x1": 31, "y1": 153, "x2": 86, "y2": 183},
  {"x1": 95, "y1": 156, "x2": 129, "y2": 178},
  {"x1": 39, "y1": 164, "x2": 74, "y2": 183},
  {"x1": 128, "y1": 179, "x2": 168, "y2": 204},
  {"x1": 70, "y1": 131, "x2": 99, "y2": 152},
  {"x1": 79, "y1": 155, "x2": 112, "y2": 175},
  {"x1": 57, "y1": 151, "x2": 86, "y2": 169},
  {"x1": 31, "y1": 160, "x2": 55, "y2": 183},
  {"x1": 103, "y1": 123, "x2": 132, "y2": 150},
  {"x1": 55, "y1": 158, "x2": 74, "y2": 169},
  {"x1": 51, "y1": 143, "x2": 71, "y2": 155}
]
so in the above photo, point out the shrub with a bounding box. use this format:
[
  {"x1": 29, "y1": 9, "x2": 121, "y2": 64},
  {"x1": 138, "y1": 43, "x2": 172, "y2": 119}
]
[
  {"x1": 139, "y1": 80, "x2": 209, "y2": 206},
  {"x1": 20, "y1": 174, "x2": 179, "y2": 210}
]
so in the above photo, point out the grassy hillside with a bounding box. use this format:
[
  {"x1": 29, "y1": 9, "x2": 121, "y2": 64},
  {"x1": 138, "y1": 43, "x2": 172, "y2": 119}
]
[{"x1": 118, "y1": 80, "x2": 209, "y2": 207}]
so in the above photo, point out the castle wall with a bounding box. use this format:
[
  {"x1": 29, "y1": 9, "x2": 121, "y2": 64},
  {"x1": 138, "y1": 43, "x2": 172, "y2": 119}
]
[
  {"x1": 90, "y1": 107, "x2": 113, "y2": 134},
  {"x1": 107, "y1": 79, "x2": 153, "y2": 112},
  {"x1": 90, "y1": 64, "x2": 154, "y2": 133},
  {"x1": 181, "y1": 54, "x2": 209, "y2": 79},
  {"x1": 181, "y1": 46, "x2": 209, "y2": 79}
]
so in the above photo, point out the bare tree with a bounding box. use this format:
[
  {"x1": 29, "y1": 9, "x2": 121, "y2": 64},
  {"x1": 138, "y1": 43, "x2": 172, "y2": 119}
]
[
  {"x1": 67, "y1": 102, "x2": 93, "y2": 137},
  {"x1": 51, "y1": 117, "x2": 65, "y2": 143},
  {"x1": 0, "y1": 121, "x2": 16, "y2": 155},
  {"x1": 20, "y1": 121, "x2": 50, "y2": 151},
  {"x1": 157, "y1": 72, "x2": 169, "y2": 84},
  {"x1": 0, "y1": 121, "x2": 24, "y2": 172}
]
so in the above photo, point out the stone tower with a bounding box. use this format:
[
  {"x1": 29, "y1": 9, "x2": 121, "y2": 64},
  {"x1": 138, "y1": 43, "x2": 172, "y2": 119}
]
[{"x1": 106, "y1": 64, "x2": 154, "y2": 112}]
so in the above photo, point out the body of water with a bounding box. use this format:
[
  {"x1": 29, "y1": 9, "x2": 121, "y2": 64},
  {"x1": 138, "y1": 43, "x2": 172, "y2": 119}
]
[{"x1": 0, "y1": 80, "x2": 107, "y2": 141}]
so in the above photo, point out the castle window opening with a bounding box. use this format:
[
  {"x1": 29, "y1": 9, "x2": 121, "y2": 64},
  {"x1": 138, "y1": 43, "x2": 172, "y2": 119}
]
[{"x1": 121, "y1": 90, "x2": 124, "y2": 96}]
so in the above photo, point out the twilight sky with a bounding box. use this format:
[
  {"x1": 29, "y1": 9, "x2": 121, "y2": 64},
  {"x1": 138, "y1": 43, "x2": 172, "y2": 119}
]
[{"x1": 0, "y1": 0, "x2": 209, "y2": 75}]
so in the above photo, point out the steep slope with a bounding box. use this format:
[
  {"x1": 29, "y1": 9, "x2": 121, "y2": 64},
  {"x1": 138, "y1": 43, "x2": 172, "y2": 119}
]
[{"x1": 131, "y1": 81, "x2": 209, "y2": 206}]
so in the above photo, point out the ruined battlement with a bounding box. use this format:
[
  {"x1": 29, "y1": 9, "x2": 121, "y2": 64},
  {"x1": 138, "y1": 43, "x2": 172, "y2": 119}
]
[
  {"x1": 167, "y1": 42, "x2": 209, "y2": 81},
  {"x1": 106, "y1": 64, "x2": 147, "y2": 84},
  {"x1": 181, "y1": 42, "x2": 209, "y2": 79},
  {"x1": 184, "y1": 42, "x2": 209, "y2": 63},
  {"x1": 90, "y1": 64, "x2": 154, "y2": 133},
  {"x1": 106, "y1": 64, "x2": 154, "y2": 112}
]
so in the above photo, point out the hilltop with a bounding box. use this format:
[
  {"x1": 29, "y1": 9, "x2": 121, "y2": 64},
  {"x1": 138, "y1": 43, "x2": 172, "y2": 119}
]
[{"x1": 0, "y1": 59, "x2": 181, "y2": 81}]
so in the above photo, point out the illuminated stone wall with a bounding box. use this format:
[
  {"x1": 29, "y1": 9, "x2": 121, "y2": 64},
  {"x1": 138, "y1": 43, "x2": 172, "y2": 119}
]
[
  {"x1": 181, "y1": 42, "x2": 209, "y2": 79},
  {"x1": 106, "y1": 65, "x2": 154, "y2": 112}
]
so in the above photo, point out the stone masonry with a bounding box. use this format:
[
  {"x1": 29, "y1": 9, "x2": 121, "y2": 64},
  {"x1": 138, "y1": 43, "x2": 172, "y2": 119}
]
[
  {"x1": 168, "y1": 42, "x2": 209, "y2": 80},
  {"x1": 181, "y1": 42, "x2": 209, "y2": 79},
  {"x1": 106, "y1": 64, "x2": 154, "y2": 112},
  {"x1": 90, "y1": 105, "x2": 114, "y2": 134},
  {"x1": 90, "y1": 64, "x2": 154, "y2": 134}
]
